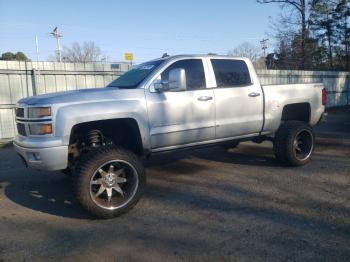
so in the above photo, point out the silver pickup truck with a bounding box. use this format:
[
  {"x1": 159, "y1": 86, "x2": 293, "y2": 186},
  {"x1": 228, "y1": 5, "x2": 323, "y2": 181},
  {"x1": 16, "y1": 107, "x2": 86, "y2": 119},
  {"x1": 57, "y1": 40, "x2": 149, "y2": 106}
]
[{"x1": 14, "y1": 55, "x2": 326, "y2": 218}]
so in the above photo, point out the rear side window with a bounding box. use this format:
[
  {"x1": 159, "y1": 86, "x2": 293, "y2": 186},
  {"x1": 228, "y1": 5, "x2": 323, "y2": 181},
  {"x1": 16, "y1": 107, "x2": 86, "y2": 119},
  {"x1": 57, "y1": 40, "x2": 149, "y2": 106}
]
[
  {"x1": 161, "y1": 59, "x2": 206, "y2": 90},
  {"x1": 211, "y1": 59, "x2": 251, "y2": 87}
]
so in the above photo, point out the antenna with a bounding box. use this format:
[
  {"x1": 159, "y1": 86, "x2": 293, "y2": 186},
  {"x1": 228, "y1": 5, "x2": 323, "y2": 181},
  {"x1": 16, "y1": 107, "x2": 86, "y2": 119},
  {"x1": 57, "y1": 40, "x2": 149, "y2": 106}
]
[
  {"x1": 260, "y1": 38, "x2": 269, "y2": 57},
  {"x1": 50, "y1": 26, "x2": 63, "y2": 62}
]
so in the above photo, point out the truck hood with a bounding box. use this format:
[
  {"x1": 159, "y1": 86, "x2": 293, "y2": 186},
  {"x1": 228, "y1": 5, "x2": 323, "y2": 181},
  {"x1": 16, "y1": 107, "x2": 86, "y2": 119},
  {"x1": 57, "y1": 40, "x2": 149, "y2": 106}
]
[{"x1": 18, "y1": 88, "x2": 127, "y2": 105}]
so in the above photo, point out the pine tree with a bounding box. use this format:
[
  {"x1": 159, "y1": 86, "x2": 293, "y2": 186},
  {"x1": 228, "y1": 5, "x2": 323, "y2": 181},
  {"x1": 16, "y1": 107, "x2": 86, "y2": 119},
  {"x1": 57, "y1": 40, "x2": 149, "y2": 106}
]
[
  {"x1": 334, "y1": 0, "x2": 350, "y2": 70},
  {"x1": 309, "y1": 0, "x2": 338, "y2": 69}
]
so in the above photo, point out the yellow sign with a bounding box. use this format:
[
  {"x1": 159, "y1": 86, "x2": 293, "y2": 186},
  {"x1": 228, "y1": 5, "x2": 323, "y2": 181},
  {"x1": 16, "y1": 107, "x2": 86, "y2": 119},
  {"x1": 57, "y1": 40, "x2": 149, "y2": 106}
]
[{"x1": 124, "y1": 52, "x2": 134, "y2": 61}]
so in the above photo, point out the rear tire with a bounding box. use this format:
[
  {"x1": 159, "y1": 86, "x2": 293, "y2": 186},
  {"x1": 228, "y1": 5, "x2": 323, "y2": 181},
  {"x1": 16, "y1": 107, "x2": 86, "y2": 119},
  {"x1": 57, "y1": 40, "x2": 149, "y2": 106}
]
[
  {"x1": 273, "y1": 121, "x2": 315, "y2": 166},
  {"x1": 74, "y1": 146, "x2": 145, "y2": 219}
]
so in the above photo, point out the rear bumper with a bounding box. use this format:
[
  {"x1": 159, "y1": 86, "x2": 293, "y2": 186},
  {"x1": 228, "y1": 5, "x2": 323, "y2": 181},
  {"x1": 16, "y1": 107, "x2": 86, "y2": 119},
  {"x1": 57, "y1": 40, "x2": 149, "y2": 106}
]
[{"x1": 13, "y1": 143, "x2": 68, "y2": 171}]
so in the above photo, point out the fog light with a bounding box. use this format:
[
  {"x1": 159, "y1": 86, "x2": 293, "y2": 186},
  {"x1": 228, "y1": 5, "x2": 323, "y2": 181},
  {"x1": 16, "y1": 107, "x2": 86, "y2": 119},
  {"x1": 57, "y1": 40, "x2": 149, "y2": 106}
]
[
  {"x1": 27, "y1": 152, "x2": 41, "y2": 161},
  {"x1": 33, "y1": 152, "x2": 41, "y2": 160}
]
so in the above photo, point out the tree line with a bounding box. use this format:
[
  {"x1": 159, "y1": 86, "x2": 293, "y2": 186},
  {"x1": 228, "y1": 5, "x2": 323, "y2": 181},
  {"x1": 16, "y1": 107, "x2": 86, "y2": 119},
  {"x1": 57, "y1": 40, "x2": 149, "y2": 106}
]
[
  {"x1": 0, "y1": 52, "x2": 29, "y2": 61},
  {"x1": 258, "y1": 0, "x2": 350, "y2": 71}
]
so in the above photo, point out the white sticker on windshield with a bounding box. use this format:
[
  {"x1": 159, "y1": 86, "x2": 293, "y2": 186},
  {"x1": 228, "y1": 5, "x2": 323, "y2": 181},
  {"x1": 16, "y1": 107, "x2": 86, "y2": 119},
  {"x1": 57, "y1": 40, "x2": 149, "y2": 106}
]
[{"x1": 139, "y1": 65, "x2": 154, "y2": 70}]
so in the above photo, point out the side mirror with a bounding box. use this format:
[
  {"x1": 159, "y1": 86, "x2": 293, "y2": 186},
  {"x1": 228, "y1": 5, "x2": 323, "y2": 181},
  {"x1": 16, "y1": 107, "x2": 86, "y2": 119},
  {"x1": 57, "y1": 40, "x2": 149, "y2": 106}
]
[
  {"x1": 154, "y1": 68, "x2": 186, "y2": 92},
  {"x1": 168, "y1": 68, "x2": 186, "y2": 91}
]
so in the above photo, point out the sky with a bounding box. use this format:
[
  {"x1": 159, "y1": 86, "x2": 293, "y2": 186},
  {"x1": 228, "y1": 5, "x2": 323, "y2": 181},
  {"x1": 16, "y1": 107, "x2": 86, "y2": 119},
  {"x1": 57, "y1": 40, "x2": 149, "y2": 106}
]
[{"x1": 0, "y1": 0, "x2": 280, "y2": 63}]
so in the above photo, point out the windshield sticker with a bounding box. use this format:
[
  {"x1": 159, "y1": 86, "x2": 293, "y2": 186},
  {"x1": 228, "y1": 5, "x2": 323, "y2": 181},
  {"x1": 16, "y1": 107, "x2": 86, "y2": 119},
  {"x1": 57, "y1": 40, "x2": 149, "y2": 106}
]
[{"x1": 139, "y1": 65, "x2": 155, "y2": 70}]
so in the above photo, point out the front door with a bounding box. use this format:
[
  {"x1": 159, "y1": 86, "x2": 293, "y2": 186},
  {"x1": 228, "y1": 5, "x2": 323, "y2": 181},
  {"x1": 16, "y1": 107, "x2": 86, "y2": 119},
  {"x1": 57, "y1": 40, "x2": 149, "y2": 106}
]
[{"x1": 146, "y1": 58, "x2": 215, "y2": 150}]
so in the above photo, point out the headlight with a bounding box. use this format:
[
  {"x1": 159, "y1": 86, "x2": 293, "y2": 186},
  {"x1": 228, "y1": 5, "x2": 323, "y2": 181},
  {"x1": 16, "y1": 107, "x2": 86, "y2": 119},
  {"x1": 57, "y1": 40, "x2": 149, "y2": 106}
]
[
  {"x1": 29, "y1": 124, "x2": 53, "y2": 135},
  {"x1": 28, "y1": 107, "x2": 51, "y2": 118}
]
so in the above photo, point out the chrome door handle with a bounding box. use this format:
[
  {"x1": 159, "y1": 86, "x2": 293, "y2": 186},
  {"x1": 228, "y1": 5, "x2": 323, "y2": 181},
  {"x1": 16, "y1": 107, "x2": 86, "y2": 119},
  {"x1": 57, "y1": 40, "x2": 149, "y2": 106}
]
[
  {"x1": 248, "y1": 92, "x2": 261, "y2": 97},
  {"x1": 197, "y1": 96, "x2": 213, "y2": 101}
]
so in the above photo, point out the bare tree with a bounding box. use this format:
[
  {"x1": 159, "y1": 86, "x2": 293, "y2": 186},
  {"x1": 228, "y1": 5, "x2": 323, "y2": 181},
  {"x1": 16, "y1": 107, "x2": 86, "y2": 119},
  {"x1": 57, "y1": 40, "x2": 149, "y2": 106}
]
[
  {"x1": 257, "y1": 0, "x2": 307, "y2": 69},
  {"x1": 62, "y1": 41, "x2": 105, "y2": 63},
  {"x1": 227, "y1": 42, "x2": 261, "y2": 62}
]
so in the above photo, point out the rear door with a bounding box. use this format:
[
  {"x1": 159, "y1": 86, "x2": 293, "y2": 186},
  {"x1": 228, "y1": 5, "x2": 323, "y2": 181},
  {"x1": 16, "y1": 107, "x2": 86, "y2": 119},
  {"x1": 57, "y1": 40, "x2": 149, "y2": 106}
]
[
  {"x1": 209, "y1": 58, "x2": 264, "y2": 139},
  {"x1": 146, "y1": 58, "x2": 215, "y2": 150}
]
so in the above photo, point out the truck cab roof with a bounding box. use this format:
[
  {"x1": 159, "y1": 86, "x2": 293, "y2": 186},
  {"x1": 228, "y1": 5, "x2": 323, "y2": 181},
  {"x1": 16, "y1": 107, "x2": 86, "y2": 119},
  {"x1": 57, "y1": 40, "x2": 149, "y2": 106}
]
[{"x1": 148, "y1": 54, "x2": 249, "y2": 64}]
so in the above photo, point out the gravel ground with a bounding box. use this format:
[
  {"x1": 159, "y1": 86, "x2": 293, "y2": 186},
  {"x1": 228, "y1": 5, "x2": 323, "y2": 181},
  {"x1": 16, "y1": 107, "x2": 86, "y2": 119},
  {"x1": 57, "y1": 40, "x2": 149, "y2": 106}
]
[{"x1": 0, "y1": 111, "x2": 349, "y2": 262}]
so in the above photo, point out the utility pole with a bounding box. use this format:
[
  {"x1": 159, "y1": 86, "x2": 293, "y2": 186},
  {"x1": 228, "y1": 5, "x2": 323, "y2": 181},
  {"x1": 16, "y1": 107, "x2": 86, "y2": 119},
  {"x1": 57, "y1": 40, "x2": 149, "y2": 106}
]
[
  {"x1": 35, "y1": 35, "x2": 39, "y2": 62},
  {"x1": 260, "y1": 38, "x2": 269, "y2": 69},
  {"x1": 50, "y1": 27, "x2": 63, "y2": 62},
  {"x1": 260, "y1": 38, "x2": 269, "y2": 57}
]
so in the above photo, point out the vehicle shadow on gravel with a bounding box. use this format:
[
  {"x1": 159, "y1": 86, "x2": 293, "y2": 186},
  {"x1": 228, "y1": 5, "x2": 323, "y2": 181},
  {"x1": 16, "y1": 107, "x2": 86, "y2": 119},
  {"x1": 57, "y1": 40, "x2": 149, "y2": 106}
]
[
  {"x1": 0, "y1": 148, "x2": 91, "y2": 219},
  {"x1": 198, "y1": 145, "x2": 279, "y2": 167},
  {"x1": 2, "y1": 144, "x2": 279, "y2": 219},
  {"x1": 2, "y1": 140, "x2": 345, "y2": 220},
  {"x1": 3, "y1": 172, "x2": 92, "y2": 219},
  {"x1": 0, "y1": 144, "x2": 277, "y2": 219}
]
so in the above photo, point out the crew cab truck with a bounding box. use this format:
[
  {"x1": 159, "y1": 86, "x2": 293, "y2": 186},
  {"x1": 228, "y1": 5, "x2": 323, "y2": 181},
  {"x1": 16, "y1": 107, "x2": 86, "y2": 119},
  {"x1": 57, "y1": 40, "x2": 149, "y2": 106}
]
[{"x1": 14, "y1": 55, "x2": 326, "y2": 218}]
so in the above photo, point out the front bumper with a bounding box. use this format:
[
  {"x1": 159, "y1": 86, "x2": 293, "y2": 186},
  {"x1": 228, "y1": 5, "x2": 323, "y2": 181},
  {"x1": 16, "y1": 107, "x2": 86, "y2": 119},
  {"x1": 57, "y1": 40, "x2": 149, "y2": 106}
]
[
  {"x1": 13, "y1": 142, "x2": 68, "y2": 171},
  {"x1": 318, "y1": 112, "x2": 328, "y2": 124}
]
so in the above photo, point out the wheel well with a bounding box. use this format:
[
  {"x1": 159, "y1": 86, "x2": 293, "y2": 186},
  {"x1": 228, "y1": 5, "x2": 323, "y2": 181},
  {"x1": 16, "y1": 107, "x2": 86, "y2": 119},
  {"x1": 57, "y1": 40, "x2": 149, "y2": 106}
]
[
  {"x1": 281, "y1": 103, "x2": 311, "y2": 123},
  {"x1": 69, "y1": 118, "x2": 143, "y2": 156}
]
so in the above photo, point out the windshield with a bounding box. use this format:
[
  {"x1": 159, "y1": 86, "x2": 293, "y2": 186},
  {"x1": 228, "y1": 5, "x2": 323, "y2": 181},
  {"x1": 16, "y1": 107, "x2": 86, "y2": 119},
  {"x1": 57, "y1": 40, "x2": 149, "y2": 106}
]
[{"x1": 107, "y1": 60, "x2": 164, "y2": 89}]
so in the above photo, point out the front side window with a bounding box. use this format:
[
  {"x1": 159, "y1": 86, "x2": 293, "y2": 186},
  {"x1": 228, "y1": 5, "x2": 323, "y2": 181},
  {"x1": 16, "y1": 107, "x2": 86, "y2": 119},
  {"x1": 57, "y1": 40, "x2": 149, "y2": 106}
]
[
  {"x1": 160, "y1": 59, "x2": 206, "y2": 90},
  {"x1": 211, "y1": 59, "x2": 251, "y2": 87}
]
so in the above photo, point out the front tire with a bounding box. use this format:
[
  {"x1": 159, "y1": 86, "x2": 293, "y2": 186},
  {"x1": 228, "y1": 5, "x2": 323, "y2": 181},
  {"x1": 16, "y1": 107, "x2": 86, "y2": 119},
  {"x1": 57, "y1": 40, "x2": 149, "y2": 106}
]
[
  {"x1": 273, "y1": 121, "x2": 315, "y2": 166},
  {"x1": 74, "y1": 146, "x2": 145, "y2": 219}
]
